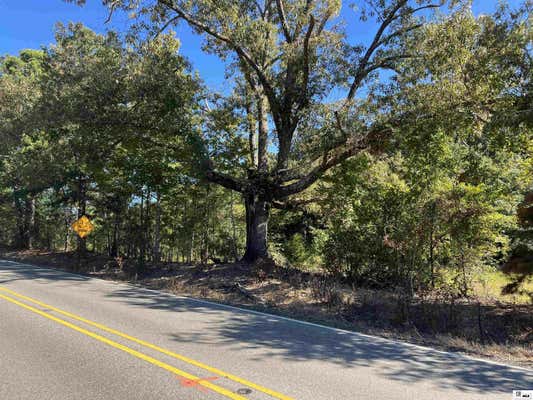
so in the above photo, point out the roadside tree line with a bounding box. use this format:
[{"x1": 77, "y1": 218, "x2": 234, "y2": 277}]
[{"x1": 0, "y1": 0, "x2": 531, "y2": 295}]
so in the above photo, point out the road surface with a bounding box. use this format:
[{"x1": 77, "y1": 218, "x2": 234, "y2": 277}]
[{"x1": 0, "y1": 259, "x2": 531, "y2": 400}]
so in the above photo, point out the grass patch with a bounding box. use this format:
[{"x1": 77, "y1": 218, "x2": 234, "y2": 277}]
[{"x1": 472, "y1": 270, "x2": 533, "y2": 304}]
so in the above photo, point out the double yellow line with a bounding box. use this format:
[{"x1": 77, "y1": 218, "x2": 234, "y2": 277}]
[{"x1": 0, "y1": 286, "x2": 294, "y2": 400}]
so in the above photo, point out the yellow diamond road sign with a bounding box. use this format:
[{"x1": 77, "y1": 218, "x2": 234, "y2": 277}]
[{"x1": 72, "y1": 216, "x2": 94, "y2": 239}]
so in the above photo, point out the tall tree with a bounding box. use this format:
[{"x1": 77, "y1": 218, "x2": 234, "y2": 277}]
[
  {"x1": 24, "y1": 23, "x2": 200, "y2": 258},
  {"x1": 70, "y1": 0, "x2": 469, "y2": 262},
  {"x1": 0, "y1": 49, "x2": 47, "y2": 248}
]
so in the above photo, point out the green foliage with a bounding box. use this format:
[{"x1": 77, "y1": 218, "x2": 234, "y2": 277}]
[
  {"x1": 314, "y1": 3, "x2": 532, "y2": 292},
  {"x1": 0, "y1": 2, "x2": 531, "y2": 302}
]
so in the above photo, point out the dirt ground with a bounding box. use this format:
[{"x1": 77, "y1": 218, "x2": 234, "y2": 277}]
[{"x1": 1, "y1": 248, "x2": 531, "y2": 368}]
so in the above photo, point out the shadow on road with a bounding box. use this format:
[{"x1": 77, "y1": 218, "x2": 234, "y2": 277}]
[
  {"x1": 104, "y1": 284, "x2": 533, "y2": 395},
  {"x1": 2, "y1": 259, "x2": 531, "y2": 394},
  {"x1": 0, "y1": 260, "x2": 91, "y2": 285}
]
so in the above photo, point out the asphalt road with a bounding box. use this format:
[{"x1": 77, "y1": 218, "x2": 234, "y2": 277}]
[{"x1": 0, "y1": 259, "x2": 531, "y2": 400}]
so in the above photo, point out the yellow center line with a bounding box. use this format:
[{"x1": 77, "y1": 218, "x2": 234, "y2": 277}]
[
  {"x1": 0, "y1": 286, "x2": 295, "y2": 400},
  {"x1": 0, "y1": 292, "x2": 249, "y2": 400}
]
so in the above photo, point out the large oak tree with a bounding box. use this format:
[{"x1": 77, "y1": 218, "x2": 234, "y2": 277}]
[{"x1": 69, "y1": 0, "x2": 502, "y2": 262}]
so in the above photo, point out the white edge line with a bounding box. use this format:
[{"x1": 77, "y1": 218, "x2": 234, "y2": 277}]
[{"x1": 1, "y1": 258, "x2": 532, "y2": 373}]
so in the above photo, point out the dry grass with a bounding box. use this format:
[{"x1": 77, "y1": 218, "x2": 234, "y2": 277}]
[{"x1": 472, "y1": 270, "x2": 533, "y2": 304}]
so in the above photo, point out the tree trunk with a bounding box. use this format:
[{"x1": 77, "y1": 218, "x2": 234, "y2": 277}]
[
  {"x1": 242, "y1": 192, "x2": 270, "y2": 262},
  {"x1": 189, "y1": 230, "x2": 195, "y2": 264},
  {"x1": 13, "y1": 194, "x2": 26, "y2": 248},
  {"x1": 64, "y1": 209, "x2": 71, "y2": 252},
  {"x1": 229, "y1": 191, "x2": 239, "y2": 262},
  {"x1": 153, "y1": 192, "x2": 162, "y2": 263},
  {"x1": 24, "y1": 196, "x2": 36, "y2": 249},
  {"x1": 138, "y1": 190, "x2": 145, "y2": 273},
  {"x1": 429, "y1": 224, "x2": 435, "y2": 289},
  {"x1": 245, "y1": 101, "x2": 258, "y2": 167},
  {"x1": 257, "y1": 95, "x2": 268, "y2": 171},
  {"x1": 200, "y1": 186, "x2": 210, "y2": 264},
  {"x1": 110, "y1": 214, "x2": 119, "y2": 257},
  {"x1": 77, "y1": 178, "x2": 87, "y2": 258}
]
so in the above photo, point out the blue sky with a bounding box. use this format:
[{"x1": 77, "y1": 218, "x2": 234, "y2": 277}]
[{"x1": 0, "y1": 0, "x2": 521, "y2": 91}]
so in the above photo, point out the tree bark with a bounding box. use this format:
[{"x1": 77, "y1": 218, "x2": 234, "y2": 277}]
[
  {"x1": 110, "y1": 214, "x2": 120, "y2": 257},
  {"x1": 13, "y1": 193, "x2": 25, "y2": 248},
  {"x1": 229, "y1": 191, "x2": 239, "y2": 262},
  {"x1": 245, "y1": 101, "x2": 258, "y2": 167},
  {"x1": 25, "y1": 196, "x2": 36, "y2": 250},
  {"x1": 64, "y1": 209, "x2": 71, "y2": 252},
  {"x1": 242, "y1": 192, "x2": 270, "y2": 262},
  {"x1": 257, "y1": 95, "x2": 268, "y2": 171},
  {"x1": 201, "y1": 186, "x2": 210, "y2": 264},
  {"x1": 138, "y1": 190, "x2": 145, "y2": 272},
  {"x1": 189, "y1": 230, "x2": 195, "y2": 264},
  {"x1": 153, "y1": 192, "x2": 162, "y2": 263},
  {"x1": 12, "y1": 191, "x2": 35, "y2": 249},
  {"x1": 77, "y1": 177, "x2": 87, "y2": 258}
]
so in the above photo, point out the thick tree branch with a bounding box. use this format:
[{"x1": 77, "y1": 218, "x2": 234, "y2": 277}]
[
  {"x1": 274, "y1": 167, "x2": 306, "y2": 182},
  {"x1": 274, "y1": 135, "x2": 351, "y2": 183},
  {"x1": 293, "y1": 0, "x2": 314, "y2": 39},
  {"x1": 136, "y1": 131, "x2": 246, "y2": 193},
  {"x1": 104, "y1": 1, "x2": 118, "y2": 23},
  {"x1": 204, "y1": 168, "x2": 245, "y2": 192},
  {"x1": 377, "y1": 23, "x2": 422, "y2": 46},
  {"x1": 273, "y1": 136, "x2": 374, "y2": 198},
  {"x1": 272, "y1": 197, "x2": 320, "y2": 210},
  {"x1": 346, "y1": 0, "x2": 408, "y2": 102},
  {"x1": 345, "y1": 1, "x2": 442, "y2": 103},
  {"x1": 273, "y1": 92, "x2": 487, "y2": 198},
  {"x1": 153, "y1": 16, "x2": 180, "y2": 39},
  {"x1": 408, "y1": 3, "x2": 443, "y2": 15},
  {"x1": 299, "y1": 14, "x2": 315, "y2": 109},
  {"x1": 361, "y1": 53, "x2": 414, "y2": 77},
  {"x1": 276, "y1": 14, "x2": 317, "y2": 170},
  {"x1": 275, "y1": 0, "x2": 293, "y2": 42},
  {"x1": 158, "y1": 0, "x2": 283, "y2": 133},
  {"x1": 315, "y1": 11, "x2": 332, "y2": 35}
]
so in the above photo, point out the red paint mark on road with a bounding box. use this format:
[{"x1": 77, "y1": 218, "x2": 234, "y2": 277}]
[{"x1": 176, "y1": 376, "x2": 219, "y2": 393}]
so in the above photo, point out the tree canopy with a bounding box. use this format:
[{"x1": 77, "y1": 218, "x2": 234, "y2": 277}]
[{"x1": 0, "y1": 0, "x2": 531, "y2": 296}]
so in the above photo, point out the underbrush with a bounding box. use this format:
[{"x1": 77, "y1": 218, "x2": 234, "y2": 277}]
[{"x1": 1, "y1": 247, "x2": 531, "y2": 368}]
